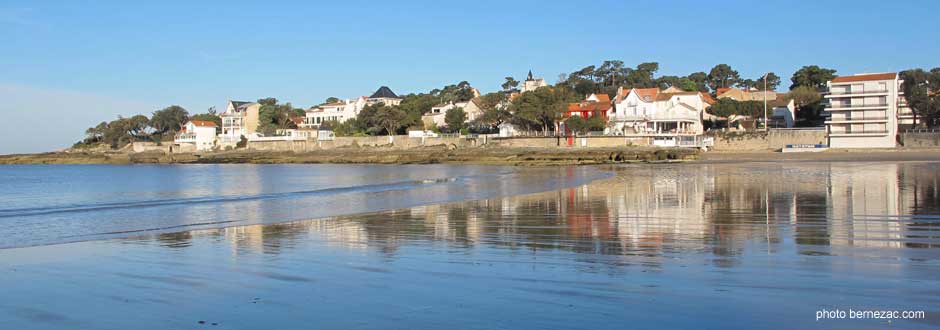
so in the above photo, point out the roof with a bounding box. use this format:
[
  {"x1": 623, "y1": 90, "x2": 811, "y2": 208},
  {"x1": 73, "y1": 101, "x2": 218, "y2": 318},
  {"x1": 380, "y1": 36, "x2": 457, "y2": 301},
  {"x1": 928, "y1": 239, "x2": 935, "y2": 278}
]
[
  {"x1": 633, "y1": 88, "x2": 660, "y2": 102},
  {"x1": 700, "y1": 92, "x2": 717, "y2": 104},
  {"x1": 831, "y1": 72, "x2": 897, "y2": 83},
  {"x1": 190, "y1": 120, "x2": 217, "y2": 127},
  {"x1": 568, "y1": 102, "x2": 612, "y2": 112},
  {"x1": 589, "y1": 93, "x2": 611, "y2": 103},
  {"x1": 715, "y1": 88, "x2": 733, "y2": 96},
  {"x1": 319, "y1": 101, "x2": 346, "y2": 107},
  {"x1": 654, "y1": 91, "x2": 700, "y2": 102},
  {"x1": 229, "y1": 101, "x2": 257, "y2": 110},
  {"x1": 370, "y1": 86, "x2": 399, "y2": 99},
  {"x1": 289, "y1": 117, "x2": 304, "y2": 125}
]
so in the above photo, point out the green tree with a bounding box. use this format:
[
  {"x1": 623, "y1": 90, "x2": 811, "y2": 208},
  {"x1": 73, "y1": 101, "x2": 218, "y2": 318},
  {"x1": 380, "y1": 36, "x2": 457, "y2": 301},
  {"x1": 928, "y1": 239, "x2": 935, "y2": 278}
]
[
  {"x1": 257, "y1": 97, "x2": 278, "y2": 106},
  {"x1": 372, "y1": 105, "x2": 407, "y2": 135},
  {"x1": 444, "y1": 107, "x2": 467, "y2": 132},
  {"x1": 686, "y1": 72, "x2": 709, "y2": 92},
  {"x1": 501, "y1": 77, "x2": 519, "y2": 91},
  {"x1": 900, "y1": 68, "x2": 940, "y2": 127},
  {"x1": 708, "y1": 99, "x2": 764, "y2": 118},
  {"x1": 477, "y1": 92, "x2": 511, "y2": 127},
  {"x1": 325, "y1": 97, "x2": 340, "y2": 104},
  {"x1": 789, "y1": 65, "x2": 836, "y2": 90},
  {"x1": 707, "y1": 64, "x2": 741, "y2": 92},
  {"x1": 737, "y1": 79, "x2": 757, "y2": 90},
  {"x1": 508, "y1": 86, "x2": 578, "y2": 133},
  {"x1": 150, "y1": 105, "x2": 189, "y2": 135},
  {"x1": 756, "y1": 72, "x2": 781, "y2": 91}
]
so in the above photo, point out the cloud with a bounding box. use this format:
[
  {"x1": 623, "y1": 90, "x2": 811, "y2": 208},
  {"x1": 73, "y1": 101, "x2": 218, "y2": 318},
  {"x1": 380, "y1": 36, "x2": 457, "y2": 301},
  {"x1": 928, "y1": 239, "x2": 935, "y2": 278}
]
[{"x1": 0, "y1": 84, "x2": 157, "y2": 154}]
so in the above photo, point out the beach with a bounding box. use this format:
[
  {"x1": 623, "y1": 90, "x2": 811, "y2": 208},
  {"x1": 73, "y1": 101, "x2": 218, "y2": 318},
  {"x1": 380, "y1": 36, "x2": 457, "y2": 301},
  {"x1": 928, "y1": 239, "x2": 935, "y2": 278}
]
[{"x1": 1, "y1": 161, "x2": 938, "y2": 329}]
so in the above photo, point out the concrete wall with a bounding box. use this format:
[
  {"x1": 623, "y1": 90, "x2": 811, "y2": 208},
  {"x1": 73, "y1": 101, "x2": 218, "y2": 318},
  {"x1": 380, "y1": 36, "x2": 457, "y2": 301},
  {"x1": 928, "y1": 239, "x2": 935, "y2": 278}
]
[
  {"x1": 901, "y1": 132, "x2": 940, "y2": 148},
  {"x1": 130, "y1": 142, "x2": 172, "y2": 153},
  {"x1": 245, "y1": 135, "x2": 481, "y2": 152},
  {"x1": 489, "y1": 136, "x2": 651, "y2": 148},
  {"x1": 709, "y1": 129, "x2": 827, "y2": 151}
]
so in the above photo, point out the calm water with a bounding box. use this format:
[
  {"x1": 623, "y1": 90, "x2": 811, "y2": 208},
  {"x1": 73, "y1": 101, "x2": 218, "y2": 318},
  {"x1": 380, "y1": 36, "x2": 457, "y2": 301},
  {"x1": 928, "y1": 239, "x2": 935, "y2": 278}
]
[
  {"x1": 0, "y1": 164, "x2": 608, "y2": 248},
  {"x1": 1, "y1": 162, "x2": 939, "y2": 329}
]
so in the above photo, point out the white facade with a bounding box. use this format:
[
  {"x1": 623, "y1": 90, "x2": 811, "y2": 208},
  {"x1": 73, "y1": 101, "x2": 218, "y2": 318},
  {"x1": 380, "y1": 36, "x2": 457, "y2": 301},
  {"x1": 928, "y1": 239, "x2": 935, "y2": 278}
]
[
  {"x1": 175, "y1": 120, "x2": 217, "y2": 151},
  {"x1": 824, "y1": 73, "x2": 901, "y2": 148},
  {"x1": 608, "y1": 87, "x2": 710, "y2": 135},
  {"x1": 303, "y1": 96, "x2": 366, "y2": 127},
  {"x1": 521, "y1": 71, "x2": 548, "y2": 93},
  {"x1": 220, "y1": 101, "x2": 260, "y2": 142}
]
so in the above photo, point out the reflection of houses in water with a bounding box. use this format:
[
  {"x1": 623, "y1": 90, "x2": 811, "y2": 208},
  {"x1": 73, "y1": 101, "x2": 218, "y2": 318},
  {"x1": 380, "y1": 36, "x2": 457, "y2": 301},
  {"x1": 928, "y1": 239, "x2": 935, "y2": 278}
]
[
  {"x1": 826, "y1": 163, "x2": 904, "y2": 249},
  {"x1": 608, "y1": 166, "x2": 710, "y2": 253}
]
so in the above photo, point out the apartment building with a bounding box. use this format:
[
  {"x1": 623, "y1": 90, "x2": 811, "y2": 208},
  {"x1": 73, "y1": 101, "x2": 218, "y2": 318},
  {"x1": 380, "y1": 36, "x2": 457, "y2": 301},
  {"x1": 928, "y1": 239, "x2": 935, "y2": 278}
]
[
  {"x1": 824, "y1": 73, "x2": 906, "y2": 148},
  {"x1": 220, "y1": 100, "x2": 261, "y2": 142}
]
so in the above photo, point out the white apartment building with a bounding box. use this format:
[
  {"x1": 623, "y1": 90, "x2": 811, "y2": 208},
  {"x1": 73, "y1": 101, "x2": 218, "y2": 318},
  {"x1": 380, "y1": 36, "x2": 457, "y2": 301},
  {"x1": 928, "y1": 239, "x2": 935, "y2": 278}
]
[{"x1": 824, "y1": 73, "x2": 908, "y2": 148}]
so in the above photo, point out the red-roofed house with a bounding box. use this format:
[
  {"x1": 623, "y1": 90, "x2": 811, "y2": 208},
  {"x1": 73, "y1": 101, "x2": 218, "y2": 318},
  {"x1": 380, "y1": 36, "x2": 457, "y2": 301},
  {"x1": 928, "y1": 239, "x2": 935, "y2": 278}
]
[
  {"x1": 175, "y1": 120, "x2": 218, "y2": 151},
  {"x1": 609, "y1": 87, "x2": 713, "y2": 136},
  {"x1": 563, "y1": 93, "x2": 612, "y2": 119}
]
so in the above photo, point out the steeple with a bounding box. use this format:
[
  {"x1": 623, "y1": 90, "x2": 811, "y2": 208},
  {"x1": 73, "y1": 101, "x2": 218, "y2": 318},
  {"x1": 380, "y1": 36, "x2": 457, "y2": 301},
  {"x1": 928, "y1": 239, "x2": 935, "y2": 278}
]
[{"x1": 527, "y1": 70, "x2": 534, "y2": 81}]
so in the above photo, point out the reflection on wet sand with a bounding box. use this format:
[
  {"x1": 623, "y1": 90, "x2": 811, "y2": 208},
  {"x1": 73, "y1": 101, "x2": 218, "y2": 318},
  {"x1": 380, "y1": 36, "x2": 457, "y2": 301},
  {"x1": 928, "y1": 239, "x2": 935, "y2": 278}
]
[
  {"x1": 149, "y1": 162, "x2": 940, "y2": 262},
  {"x1": 9, "y1": 162, "x2": 936, "y2": 330}
]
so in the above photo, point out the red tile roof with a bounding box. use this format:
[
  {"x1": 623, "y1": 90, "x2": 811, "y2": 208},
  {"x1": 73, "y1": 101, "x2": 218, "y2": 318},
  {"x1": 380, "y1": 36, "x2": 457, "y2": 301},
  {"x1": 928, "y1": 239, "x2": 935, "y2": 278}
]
[
  {"x1": 633, "y1": 88, "x2": 660, "y2": 102},
  {"x1": 716, "y1": 88, "x2": 732, "y2": 96},
  {"x1": 590, "y1": 93, "x2": 611, "y2": 103},
  {"x1": 290, "y1": 117, "x2": 304, "y2": 125},
  {"x1": 700, "y1": 92, "x2": 717, "y2": 105},
  {"x1": 191, "y1": 120, "x2": 217, "y2": 127},
  {"x1": 831, "y1": 73, "x2": 897, "y2": 83},
  {"x1": 568, "y1": 102, "x2": 612, "y2": 112}
]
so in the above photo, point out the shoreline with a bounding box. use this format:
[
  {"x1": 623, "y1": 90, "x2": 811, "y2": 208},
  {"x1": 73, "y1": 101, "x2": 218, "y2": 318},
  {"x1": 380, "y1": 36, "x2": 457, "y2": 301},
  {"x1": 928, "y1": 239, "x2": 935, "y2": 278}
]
[
  {"x1": 5, "y1": 146, "x2": 940, "y2": 165},
  {"x1": 0, "y1": 146, "x2": 698, "y2": 166}
]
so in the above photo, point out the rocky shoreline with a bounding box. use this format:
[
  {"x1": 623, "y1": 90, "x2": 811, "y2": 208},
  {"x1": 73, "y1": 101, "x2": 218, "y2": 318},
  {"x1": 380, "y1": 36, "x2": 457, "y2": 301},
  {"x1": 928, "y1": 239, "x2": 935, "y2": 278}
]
[{"x1": 0, "y1": 146, "x2": 699, "y2": 166}]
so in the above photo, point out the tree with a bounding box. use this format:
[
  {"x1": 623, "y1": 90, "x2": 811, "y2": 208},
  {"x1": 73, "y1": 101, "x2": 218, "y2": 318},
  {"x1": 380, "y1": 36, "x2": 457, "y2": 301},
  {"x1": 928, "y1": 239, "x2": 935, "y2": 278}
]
[
  {"x1": 790, "y1": 65, "x2": 836, "y2": 90},
  {"x1": 325, "y1": 97, "x2": 340, "y2": 104},
  {"x1": 501, "y1": 77, "x2": 519, "y2": 91},
  {"x1": 477, "y1": 92, "x2": 511, "y2": 127},
  {"x1": 508, "y1": 86, "x2": 578, "y2": 133},
  {"x1": 372, "y1": 105, "x2": 407, "y2": 135},
  {"x1": 756, "y1": 72, "x2": 781, "y2": 91},
  {"x1": 150, "y1": 105, "x2": 189, "y2": 134},
  {"x1": 686, "y1": 72, "x2": 709, "y2": 92},
  {"x1": 257, "y1": 97, "x2": 278, "y2": 106},
  {"x1": 786, "y1": 86, "x2": 824, "y2": 123},
  {"x1": 900, "y1": 68, "x2": 940, "y2": 127},
  {"x1": 444, "y1": 107, "x2": 467, "y2": 132},
  {"x1": 707, "y1": 64, "x2": 741, "y2": 92},
  {"x1": 736, "y1": 79, "x2": 757, "y2": 90},
  {"x1": 707, "y1": 99, "x2": 764, "y2": 118}
]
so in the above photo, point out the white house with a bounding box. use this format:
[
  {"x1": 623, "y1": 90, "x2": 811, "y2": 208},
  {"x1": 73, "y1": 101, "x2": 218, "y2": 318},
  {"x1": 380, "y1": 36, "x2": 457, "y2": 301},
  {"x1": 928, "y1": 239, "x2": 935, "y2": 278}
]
[
  {"x1": 303, "y1": 96, "x2": 367, "y2": 127},
  {"x1": 608, "y1": 87, "x2": 713, "y2": 135},
  {"x1": 175, "y1": 120, "x2": 218, "y2": 151},
  {"x1": 420, "y1": 98, "x2": 485, "y2": 129},
  {"x1": 220, "y1": 100, "x2": 261, "y2": 142}
]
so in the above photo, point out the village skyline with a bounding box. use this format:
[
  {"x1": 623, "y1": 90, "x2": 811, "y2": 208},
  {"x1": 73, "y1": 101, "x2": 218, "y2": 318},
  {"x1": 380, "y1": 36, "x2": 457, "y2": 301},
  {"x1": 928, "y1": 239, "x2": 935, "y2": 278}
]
[{"x1": 2, "y1": 0, "x2": 940, "y2": 153}]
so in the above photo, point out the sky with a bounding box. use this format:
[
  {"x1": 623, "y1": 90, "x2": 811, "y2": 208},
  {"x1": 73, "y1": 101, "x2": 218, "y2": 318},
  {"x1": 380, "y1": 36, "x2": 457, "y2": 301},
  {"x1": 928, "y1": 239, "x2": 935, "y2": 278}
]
[{"x1": 1, "y1": 0, "x2": 938, "y2": 154}]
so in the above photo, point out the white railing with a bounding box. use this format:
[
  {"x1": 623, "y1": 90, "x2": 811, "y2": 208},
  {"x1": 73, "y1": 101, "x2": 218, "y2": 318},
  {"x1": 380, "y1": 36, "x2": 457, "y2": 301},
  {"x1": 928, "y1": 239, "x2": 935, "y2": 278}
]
[{"x1": 174, "y1": 133, "x2": 197, "y2": 143}]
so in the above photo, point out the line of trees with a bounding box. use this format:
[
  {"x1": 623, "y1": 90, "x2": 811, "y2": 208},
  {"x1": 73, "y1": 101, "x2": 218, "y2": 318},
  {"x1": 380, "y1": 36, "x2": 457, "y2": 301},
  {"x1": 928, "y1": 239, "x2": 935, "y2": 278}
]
[{"x1": 900, "y1": 68, "x2": 940, "y2": 127}]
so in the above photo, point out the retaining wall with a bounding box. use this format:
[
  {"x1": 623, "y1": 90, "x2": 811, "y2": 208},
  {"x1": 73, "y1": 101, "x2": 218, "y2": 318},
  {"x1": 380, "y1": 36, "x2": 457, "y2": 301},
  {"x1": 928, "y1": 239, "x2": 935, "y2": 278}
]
[
  {"x1": 709, "y1": 129, "x2": 827, "y2": 151},
  {"x1": 901, "y1": 132, "x2": 940, "y2": 148}
]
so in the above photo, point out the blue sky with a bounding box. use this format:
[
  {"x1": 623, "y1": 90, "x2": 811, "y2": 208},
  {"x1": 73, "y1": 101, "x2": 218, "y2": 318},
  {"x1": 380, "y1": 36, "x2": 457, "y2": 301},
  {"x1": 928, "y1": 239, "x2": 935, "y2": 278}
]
[{"x1": 1, "y1": 0, "x2": 938, "y2": 153}]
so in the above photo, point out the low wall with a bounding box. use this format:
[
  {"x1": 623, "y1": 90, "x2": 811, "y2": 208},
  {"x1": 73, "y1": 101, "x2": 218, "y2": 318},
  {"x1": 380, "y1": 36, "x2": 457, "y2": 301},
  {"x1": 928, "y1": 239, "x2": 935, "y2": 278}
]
[
  {"x1": 489, "y1": 136, "x2": 652, "y2": 148},
  {"x1": 709, "y1": 129, "x2": 827, "y2": 151},
  {"x1": 130, "y1": 142, "x2": 171, "y2": 153},
  {"x1": 246, "y1": 135, "x2": 481, "y2": 152},
  {"x1": 901, "y1": 132, "x2": 940, "y2": 148}
]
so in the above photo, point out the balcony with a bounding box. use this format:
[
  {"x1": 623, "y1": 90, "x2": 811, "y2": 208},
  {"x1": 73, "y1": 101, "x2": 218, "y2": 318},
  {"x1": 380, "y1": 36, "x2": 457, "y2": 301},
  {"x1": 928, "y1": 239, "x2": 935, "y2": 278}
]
[
  {"x1": 174, "y1": 133, "x2": 197, "y2": 143},
  {"x1": 828, "y1": 130, "x2": 889, "y2": 137},
  {"x1": 826, "y1": 89, "x2": 889, "y2": 96},
  {"x1": 826, "y1": 103, "x2": 888, "y2": 110},
  {"x1": 825, "y1": 116, "x2": 888, "y2": 124}
]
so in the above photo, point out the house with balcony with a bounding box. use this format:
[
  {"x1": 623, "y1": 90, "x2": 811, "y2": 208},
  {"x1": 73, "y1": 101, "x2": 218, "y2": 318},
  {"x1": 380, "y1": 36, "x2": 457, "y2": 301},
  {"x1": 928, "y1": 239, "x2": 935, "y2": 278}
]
[
  {"x1": 174, "y1": 120, "x2": 218, "y2": 151},
  {"x1": 303, "y1": 96, "x2": 367, "y2": 127},
  {"x1": 608, "y1": 87, "x2": 713, "y2": 136},
  {"x1": 220, "y1": 100, "x2": 261, "y2": 142},
  {"x1": 824, "y1": 73, "x2": 903, "y2": 148}
]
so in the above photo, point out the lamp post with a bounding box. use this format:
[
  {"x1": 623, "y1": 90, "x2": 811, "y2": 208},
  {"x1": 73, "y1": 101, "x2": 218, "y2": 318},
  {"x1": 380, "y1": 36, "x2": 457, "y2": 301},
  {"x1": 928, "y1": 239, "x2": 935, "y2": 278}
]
[{"x1": 763, "y1": 73, "x2": 769, "y2": 131}]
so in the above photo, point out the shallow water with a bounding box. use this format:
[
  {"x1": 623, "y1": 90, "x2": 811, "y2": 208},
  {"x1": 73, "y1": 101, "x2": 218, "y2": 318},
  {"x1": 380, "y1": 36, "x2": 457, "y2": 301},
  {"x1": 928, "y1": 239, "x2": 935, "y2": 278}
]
[{"x1": 1, "y1": 162, "x2": 939, "y2": 329}]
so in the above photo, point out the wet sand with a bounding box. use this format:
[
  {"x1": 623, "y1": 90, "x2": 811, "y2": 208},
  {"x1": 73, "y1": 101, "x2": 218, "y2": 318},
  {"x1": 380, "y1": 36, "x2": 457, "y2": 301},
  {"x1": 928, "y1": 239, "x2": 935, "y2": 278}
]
[{"x1": 1, "y1": 162, "x2": 939, "y2": 329}]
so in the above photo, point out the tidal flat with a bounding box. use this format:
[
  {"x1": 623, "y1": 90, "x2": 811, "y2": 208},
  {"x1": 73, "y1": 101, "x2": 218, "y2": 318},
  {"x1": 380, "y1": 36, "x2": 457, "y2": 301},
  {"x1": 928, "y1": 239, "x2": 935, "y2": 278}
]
[{"x1": 1, "y1": 162, "x2": 939, "y2": 329}]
